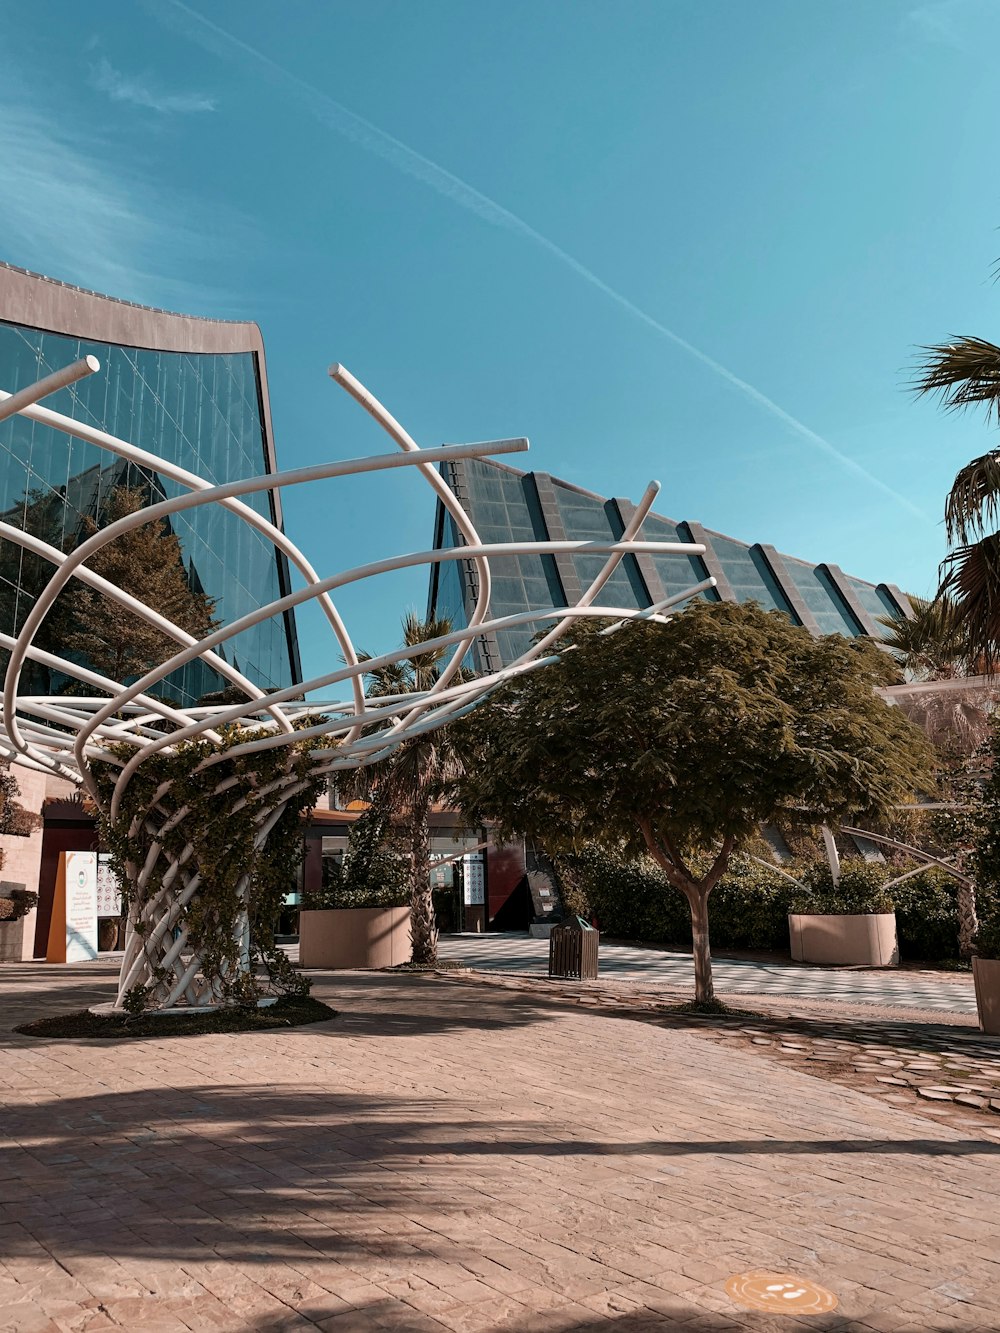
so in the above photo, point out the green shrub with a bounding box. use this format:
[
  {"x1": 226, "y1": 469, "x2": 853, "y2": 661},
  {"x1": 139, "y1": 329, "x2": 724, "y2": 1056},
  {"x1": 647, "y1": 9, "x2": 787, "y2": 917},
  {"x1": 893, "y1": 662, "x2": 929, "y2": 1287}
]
[
  {"x1": 557, "y1": 848, "x2": 794, "y2": 952},
  {"x1": 555, "y1": 848, "x2": 966, "y2": 961},
  {"x1": 892, "y1": 868, "x2": 960, "y2": 962},
  {"x1": 788, "y1": 859, "x2": 894, "y2": 915},
  {"x1": 302, "y1": 811, "x2": 408, "y2": 910}
]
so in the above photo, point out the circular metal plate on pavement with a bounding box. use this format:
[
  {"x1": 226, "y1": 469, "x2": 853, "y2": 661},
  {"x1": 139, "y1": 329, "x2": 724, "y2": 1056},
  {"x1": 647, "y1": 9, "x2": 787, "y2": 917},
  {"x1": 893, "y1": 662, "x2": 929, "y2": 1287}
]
[{"x1": 724, "y1": 1271, "x2": 838, "y2": 1315}]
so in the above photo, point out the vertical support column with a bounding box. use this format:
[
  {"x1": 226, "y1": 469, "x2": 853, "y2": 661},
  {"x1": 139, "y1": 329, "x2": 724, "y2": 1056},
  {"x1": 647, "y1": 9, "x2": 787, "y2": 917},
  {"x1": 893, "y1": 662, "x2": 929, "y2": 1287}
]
[
  {"x1": 530, "y1": 472, "x2": 584, "y2": 606},
  {"x1": 880, "y1": 584, "x2": 916, "y2": 622},
  {"x1": 752, "y1": 544, "x2": 820, "y2": 633},
  {"x1": 612, "y1": 498, "x2": 667, "y2": 606},
  {"x1": 679, "y1": 521, "x2": 735, "y2": 602},
  {"x1": 818, "y1": 563, "x2": 881, "y2": 637}
]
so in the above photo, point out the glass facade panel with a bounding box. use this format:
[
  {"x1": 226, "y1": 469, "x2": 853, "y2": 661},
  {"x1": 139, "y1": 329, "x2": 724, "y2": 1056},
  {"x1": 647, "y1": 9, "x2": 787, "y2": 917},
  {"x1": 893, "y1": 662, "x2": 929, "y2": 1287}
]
[
  {"x1": 847, "y1": 578, "x2": 898, "y2": 636},
  {"x1": 640, "y1": 514, "x2": 716, "y2": 602},
  {"x1": 551, "y1": 485, "x2": 642, "y2": 610},
  {"x1": 428, "y1": 458, "x2": 902, "y2": 666},
  {"x1": 0, "y1": 320, "x2": 297, "y2": 703},
  {"x1": 463, "y1": 460, "x2": 563, "y2": 663},
  {"x1": 783, "y1": 559, "x2": 861, "y2": 636},
  {"x1": 706, "y1": 533, "x2": 785, "y2": 613}
]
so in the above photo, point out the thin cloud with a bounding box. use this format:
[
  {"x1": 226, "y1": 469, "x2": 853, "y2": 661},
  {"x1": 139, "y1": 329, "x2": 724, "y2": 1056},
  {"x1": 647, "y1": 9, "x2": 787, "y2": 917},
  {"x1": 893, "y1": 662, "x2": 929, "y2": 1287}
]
[
  {"x1": 154, "y1": 0, "x2": 928, "y2": 523},
  {"x1": 90, "y1": 56, "x2": 216, "y2": 114},
  {"x1": 906, "y1": 0, "x2": 990, "y2": 51},
  {"x1": 0, "y1": 90, "x2": 248, "y2": 310}
]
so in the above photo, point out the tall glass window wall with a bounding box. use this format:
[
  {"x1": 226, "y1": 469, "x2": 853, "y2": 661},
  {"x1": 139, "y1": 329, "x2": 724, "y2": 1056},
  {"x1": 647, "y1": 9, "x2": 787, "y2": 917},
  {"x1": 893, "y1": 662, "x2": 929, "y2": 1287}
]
[
  {"x1": 0, "y1": 321, "x2": 297, "y2": 703},
  {"x1": 429, "y1": 457, "x2": 899, "y2": 669}
]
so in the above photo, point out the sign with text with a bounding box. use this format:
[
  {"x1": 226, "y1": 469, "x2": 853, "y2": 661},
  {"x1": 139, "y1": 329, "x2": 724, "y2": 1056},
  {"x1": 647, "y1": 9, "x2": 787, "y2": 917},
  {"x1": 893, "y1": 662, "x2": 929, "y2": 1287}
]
[
  {"x1": 96, "y1": 854, "x2": 123, "y2": 919},
  {"x1": 64, "y1": 851, "x2": 99, "y2": 963},
  {"x1": 462, "y1": 852, "x2": 485, "y2": 906}
]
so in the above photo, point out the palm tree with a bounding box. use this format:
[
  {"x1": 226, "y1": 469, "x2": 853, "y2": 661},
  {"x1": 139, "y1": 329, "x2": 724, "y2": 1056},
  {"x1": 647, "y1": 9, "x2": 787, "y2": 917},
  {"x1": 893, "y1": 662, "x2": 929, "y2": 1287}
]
[
  {"x1": 335, "y1": 612, "x2": 469, "y2": 964},
  {"x1": 915, "y1": 335, "x2": 1000, "y2": 668},
  {"x1": 877, "y1": 593, "x2": 973, "y2": 680}
]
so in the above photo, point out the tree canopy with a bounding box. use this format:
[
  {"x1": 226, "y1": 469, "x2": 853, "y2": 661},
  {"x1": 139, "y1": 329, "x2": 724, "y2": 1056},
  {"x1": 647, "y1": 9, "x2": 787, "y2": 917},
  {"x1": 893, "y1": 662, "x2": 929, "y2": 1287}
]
[{"x1": 450, "y1": 601, "x2": 936, "y2": 1001}]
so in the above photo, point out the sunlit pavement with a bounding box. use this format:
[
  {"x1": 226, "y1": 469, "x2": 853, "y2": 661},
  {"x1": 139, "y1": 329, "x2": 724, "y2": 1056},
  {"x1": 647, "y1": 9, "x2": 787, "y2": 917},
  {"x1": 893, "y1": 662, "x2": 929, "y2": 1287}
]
[
  {"x1": 3, "y1": 959, "x2": 1000, "y2": 1331},
  {"x1": 438, "y1": 931, "x2": 979, "y2": 1015}
]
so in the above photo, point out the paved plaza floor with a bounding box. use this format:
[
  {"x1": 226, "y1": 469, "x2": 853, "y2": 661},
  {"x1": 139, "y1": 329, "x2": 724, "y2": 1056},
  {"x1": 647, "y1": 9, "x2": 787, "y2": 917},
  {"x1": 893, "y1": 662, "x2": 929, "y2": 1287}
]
[
  {"x1": 438, "y1": 934, "x2": 978, "y2": 1016},
  {"x1": 3, "y1": 960, "x2": 1000, "y2": 1332}
]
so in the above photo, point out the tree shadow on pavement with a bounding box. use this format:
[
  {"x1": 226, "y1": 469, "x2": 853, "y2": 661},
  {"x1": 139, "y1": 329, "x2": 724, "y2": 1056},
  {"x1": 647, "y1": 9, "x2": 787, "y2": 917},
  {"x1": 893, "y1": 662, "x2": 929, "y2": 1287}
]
[
  {"x1": 0, "y1": 970, "x2": 565, "y2": 1050},
  {"x1": 3, "y1": 1080, "x2": 1000, "y2": 1274}
]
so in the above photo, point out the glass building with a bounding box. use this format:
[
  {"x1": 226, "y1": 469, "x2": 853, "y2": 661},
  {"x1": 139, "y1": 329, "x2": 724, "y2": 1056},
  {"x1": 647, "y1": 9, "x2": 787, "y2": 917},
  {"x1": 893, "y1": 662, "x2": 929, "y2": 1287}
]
[
  {"x1": 427, "y1": 454, "x2": 914, "y2": 670},
  {"x1": 0, "y1": 263, "x2": 301, "y2": 703}
]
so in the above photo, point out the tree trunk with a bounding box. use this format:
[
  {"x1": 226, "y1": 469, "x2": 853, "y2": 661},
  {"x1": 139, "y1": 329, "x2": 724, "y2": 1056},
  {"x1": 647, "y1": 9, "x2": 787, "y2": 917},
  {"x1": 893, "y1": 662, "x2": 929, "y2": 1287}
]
[
  {"x1": 408, "y1": 799, "x2": 437, "y2": 965},
  {"x1": 958, "y1": 880, "x2": 979, "y2": 961},
  {"x1": 689, "y1": 889, "x2": 714, "y2": 1004}
]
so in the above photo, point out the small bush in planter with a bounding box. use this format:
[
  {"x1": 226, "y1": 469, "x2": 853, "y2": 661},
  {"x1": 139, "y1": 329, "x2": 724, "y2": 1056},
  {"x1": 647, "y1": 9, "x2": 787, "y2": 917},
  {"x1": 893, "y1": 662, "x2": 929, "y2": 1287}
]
[
  {"x1": 302, "y1": 811, "x2": 408, "y2": 911},
  {"x1": 0, "y1": 889, "x2": 38, "y2": 921},
  {"x1": 788, "y1": 860, "x2": 895, "y2": 916}
]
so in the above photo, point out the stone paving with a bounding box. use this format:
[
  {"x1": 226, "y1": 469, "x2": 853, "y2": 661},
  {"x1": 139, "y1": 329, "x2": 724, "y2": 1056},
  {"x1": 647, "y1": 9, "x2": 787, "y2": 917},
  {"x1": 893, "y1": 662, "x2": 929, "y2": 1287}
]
[
  {"x1": 439, "y1": 971, "x2": 1000, "y2": 1142},
  {"x1": 439, "y1": 935, "x2": 978, "y2": 1015},
  {"x1": 3, "y1": 960, "x2": 1000, "y2": 1331}
]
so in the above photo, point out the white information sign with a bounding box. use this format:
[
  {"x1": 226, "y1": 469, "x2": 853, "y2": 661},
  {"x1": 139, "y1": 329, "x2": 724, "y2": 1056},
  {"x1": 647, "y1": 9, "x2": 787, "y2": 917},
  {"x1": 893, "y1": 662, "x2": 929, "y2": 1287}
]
[
  {"x1": 96, "y1": 854, "x2": 123, "y2": 918},
  {"x1": 65, "y1": 851, "x2": 99, "y2": 963},
  {"x1": 462, "y1": 853, "x2": 485, "y2": 906}
]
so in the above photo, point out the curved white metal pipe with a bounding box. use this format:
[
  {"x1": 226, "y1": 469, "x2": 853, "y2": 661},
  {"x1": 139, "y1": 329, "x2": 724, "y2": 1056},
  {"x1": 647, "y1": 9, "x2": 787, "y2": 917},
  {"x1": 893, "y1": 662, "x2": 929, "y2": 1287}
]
[{"x1": 0, "y1": 356, "x2": 100, "y2": 424}]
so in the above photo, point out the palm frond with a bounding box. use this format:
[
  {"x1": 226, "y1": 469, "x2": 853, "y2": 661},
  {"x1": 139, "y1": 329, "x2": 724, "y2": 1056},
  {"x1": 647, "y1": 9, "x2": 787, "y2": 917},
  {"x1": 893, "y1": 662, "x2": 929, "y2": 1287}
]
[
  {"x1": 402, "y1": 611, "x2": 454, "y2": 688},
  {"x1": 944, "y1": 450, "x2": 1000, "y2": 543},
  {"x1": 876, "y1": 593, "x2": 969, "y2": 679},
  {"x1": 913, "y1": 336, "x2": 1000, "y2": 419},
  {"x1": 939, "y1": 532, "x2": 1000, "y2": 672}
]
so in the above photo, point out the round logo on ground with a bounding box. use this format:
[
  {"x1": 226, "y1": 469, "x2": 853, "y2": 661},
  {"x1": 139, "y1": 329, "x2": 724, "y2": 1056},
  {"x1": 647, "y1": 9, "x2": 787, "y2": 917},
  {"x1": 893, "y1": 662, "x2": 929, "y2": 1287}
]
[{"x1": 724, "y1": 1271, "x2": 838, "y2": 1315}]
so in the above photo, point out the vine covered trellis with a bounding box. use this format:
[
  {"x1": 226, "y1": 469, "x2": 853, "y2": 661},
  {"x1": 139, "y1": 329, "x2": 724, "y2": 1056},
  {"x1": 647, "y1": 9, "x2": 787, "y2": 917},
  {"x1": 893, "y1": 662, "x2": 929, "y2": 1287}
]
[{"x1": 0, "y1": 355, "x2": 712, "y2": 1011}]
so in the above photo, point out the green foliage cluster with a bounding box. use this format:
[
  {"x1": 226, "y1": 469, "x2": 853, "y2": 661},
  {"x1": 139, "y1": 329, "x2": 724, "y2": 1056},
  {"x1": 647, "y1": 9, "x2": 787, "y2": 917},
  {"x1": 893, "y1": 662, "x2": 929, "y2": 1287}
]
[
  {"x1": 302, "y1": 810, "x2": 408, "y2": 910},
  {"x1": 453, "y1": 606, "x2": 933, "y2": 865},
  {"x1": 970, "y1": 720, "x2": 1000, "y2": 960},
  {"x1": 0, "y1": 889, "x2": 37, "y2": 922},
  {"x1": 787, "y1": 862, "x2": 895, "y2": 916},
  {"x1": 556, "y1": 848, "x2": 965, "y2": 961},
  {"x1": 94, "y1": 722, "x2": 325, "y2": 1009},
  {"x1": 452, "y1": 601, "x2": 936, "y2": 1001},
  {"x1": 0, "y1": 764, "x2": 40, "y2": 842}
]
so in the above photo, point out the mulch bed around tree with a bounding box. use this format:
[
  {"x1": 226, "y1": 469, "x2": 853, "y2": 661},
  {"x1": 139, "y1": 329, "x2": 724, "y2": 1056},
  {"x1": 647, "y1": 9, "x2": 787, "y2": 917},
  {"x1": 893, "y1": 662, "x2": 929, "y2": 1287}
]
[{"x1": 14, "y1": 994, "x2": 337, "y2": 1040}]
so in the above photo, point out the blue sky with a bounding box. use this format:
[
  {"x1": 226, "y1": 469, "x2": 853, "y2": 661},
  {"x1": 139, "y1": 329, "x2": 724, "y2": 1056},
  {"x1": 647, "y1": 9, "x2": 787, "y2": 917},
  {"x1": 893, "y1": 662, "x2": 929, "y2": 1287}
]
[{"x1": 4, "y1": 0, "x2": 1000, "y2": 680}]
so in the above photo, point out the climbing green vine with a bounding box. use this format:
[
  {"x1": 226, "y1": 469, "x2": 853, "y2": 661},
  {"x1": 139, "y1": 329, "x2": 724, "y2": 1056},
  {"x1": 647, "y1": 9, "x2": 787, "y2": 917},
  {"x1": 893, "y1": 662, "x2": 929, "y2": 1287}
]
[{"x1": 92, "y1": 720, "x2": 326, "y2": 1009}]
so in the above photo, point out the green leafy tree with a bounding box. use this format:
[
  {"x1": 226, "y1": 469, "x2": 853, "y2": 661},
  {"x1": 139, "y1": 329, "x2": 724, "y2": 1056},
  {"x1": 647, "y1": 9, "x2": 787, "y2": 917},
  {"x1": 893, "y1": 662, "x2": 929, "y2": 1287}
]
[
  {"x1": 335, "y1": 612, "x2": 469, "y2": 965},
  {"x1": 64, "y1": 487, "x2": 217, "y2": 684},
  {"x1": 450, "y1": 602, "x2": 935, "y2": 1003}
]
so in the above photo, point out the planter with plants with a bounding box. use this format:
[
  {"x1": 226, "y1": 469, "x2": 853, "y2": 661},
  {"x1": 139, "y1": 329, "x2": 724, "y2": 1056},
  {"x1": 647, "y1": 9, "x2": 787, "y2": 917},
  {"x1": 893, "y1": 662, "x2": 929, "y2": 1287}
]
[
  {"x1": 298, "y1": 812, "x2": 412, "y2": 970},
  {"x1": 0, "y1": 888, "x2": 38, "y2": 963},
  {"x1": 972, "y1": 915, "x2": 1000, "y2": 1035},
  {"x1": 787, "y1": 861, "x2": 899, "y2": 967}
]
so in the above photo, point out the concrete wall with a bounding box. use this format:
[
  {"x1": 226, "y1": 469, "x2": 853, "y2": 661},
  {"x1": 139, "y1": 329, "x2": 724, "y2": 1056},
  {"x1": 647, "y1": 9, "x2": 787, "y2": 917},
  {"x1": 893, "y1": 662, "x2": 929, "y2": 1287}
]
[{"x1": 0, "y1": 769, "x2": 46, "y2": 959}]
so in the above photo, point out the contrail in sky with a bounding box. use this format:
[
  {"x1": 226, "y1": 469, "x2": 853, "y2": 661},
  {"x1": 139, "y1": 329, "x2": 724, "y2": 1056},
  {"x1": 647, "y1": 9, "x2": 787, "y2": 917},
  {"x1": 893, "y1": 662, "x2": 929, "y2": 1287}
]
[{"x1": 160, "y1": 0, "x2": 926, "y2": 521}]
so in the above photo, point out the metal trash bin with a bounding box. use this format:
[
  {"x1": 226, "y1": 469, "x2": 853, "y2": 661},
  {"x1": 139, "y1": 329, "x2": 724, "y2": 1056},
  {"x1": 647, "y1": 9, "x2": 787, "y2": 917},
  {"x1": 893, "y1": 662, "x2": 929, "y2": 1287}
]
[{"x1": 548, "y1": 916, "x2": 599, "y2": 980}]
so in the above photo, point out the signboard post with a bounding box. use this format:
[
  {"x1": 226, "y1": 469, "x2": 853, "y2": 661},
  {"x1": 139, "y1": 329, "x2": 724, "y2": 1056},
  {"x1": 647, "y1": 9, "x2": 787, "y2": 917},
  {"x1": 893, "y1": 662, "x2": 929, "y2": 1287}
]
[
  {"x1": 96, "y1": 854, "x2": 123, "y2": 919},
  {"x1": 462, "y1": 852, "x2": 485, "y2": 932},
  {"x1": 46, "y1": 850, "x2": 99, "y2": 963}
]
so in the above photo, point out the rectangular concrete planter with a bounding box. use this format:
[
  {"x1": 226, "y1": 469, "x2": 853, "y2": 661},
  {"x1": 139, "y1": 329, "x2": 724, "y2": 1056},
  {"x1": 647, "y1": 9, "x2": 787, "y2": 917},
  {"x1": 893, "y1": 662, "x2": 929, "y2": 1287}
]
[
  {"x1": 972, "y1": 956, "x2": 1000, "y2": 1035},
  {"x1": 788, "y1": 912, "x2": 899, "y2": 967},
  {"x1": 0, "y1": 916, "x2": 24, "y2": 963},
  {"x1": 298, "y1": 907, "x2": 411, "y2": 969}
]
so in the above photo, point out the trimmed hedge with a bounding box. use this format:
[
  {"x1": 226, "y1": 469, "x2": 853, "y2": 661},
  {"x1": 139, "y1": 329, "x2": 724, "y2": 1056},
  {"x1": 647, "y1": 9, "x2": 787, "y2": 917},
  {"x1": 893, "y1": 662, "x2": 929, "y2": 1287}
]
[{"x1": 556, "y1": 848, "x2": 963, "y2": 961}]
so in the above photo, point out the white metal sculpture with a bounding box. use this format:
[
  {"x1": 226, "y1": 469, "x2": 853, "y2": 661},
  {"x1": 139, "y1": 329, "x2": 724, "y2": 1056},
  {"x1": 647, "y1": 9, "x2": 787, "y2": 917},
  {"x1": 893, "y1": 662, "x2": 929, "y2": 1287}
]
[{"x1": 0, "y1": 356, "x2": 714, "y2": 1010}]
